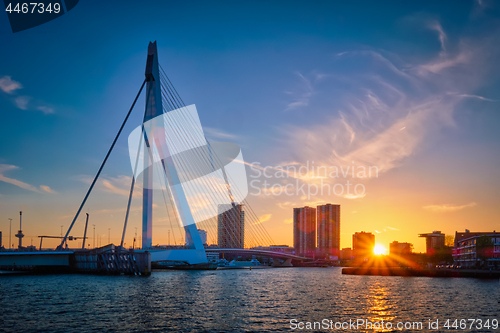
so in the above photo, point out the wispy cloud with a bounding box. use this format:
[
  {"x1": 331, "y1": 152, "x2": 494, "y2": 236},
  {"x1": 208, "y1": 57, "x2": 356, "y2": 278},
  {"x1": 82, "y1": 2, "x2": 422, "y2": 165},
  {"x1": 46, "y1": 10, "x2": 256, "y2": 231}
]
[
  {"x1": 0, "y1": 75, "x2": 55, "y2": 114},
  {"x1": 15, "y1": 96, "x2": 30, "y2": 110},
  {"x1": 284, "y1": 218, "x2": 293, "y2": 224},
  {"x1": 40, "y1": 185, "x2": 57, "y2": 194},
  {"x1": 0, "y1": 76, "x2": 22, "y2": 94},
  {"x1": 255, "y1": 213, "x2": 272, "y2": 224},
  {"x1": 342, "y1": 193, "x2": 366, "y2": 200},
  {"x1": 277, "y1": 23, "x2": 496, "y2": 188},
  {"x1": 36, "y1": 106, "x2": 55, "y2": 114},
  {"x1": 418, "y1": 49, "x2": 471, "y2": 74},
  {"x1": 285, "y1": 72, "x2": 315, "y2": 110},
  {"x1": 75, "y1": 174, "x2": 141, "y2": 198},
  {"x1": 277, "y1": 201, "x2": 295, "y2": 209},
  {"x1": 204, "y1": 127, "x2": 239, "y2": 140},
  {"x1": 423, "y1": 202, "x2": 477, "y2": 213},
  {"x1": 428, "y1": 20, "x2": 447, "y2": 52},
  {"x1": 0, "y1": 164, "x2": 42, "y2": 193},
  {"x1": 74, "y1": 174, "x2": 93, "y2": 185},
  {"x1": 447, "y1": 92, "x2": 497, "y2": 102},
  {"x1": 102, "y1": 175, "x2": 140, "y2": 198}
]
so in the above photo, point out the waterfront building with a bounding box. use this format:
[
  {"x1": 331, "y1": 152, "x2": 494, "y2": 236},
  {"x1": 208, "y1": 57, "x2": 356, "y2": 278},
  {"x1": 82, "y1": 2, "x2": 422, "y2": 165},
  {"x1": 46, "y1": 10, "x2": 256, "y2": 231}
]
[
  {"x1": 199, "y1": 230, "x2": 208, "y2": 245},
  {"x1": 389, "y1": 241, "x2": 413, "y2": 256},
  {"x1": 340, "y1": 247, "x2": 353, "y2": 260},
  {"x1": 353, "y1": 232, "x2": 375, "y2": 259},
  {"x1": 316, "y1": 204, "x2": 340, "y2": 259},
  {"x1": 217, "y1": 204, "x2": 244, "y2": 248},
  {"x1": 185, "y1": 229, "x2": 208, "y2": 246},
  {"x1": 251, "y1": 245, "x2": 294, "y2": 253},
  {"x1": 293, "y1": 206, "x2": 316, "y2": 257},
  {"x1": 453, "y1": 230, "x2": 500, "y2": 268},
  {"x1": 206, "y1": 250, "x2": 220, "y2": 262},
  {"x1": 418, "y1": 231, "x2": 445, "y2": 255}
]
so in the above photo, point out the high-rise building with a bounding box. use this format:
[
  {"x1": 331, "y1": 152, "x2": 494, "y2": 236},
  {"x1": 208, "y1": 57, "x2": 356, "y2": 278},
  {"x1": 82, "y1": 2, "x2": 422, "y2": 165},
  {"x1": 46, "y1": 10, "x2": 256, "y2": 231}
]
[
  {"x1": 316, "y1": 203, "x2": 340, "y2": 259},
  {"x1": 389, "y1": 241, "x2": 413, "y2": 256},
  {"x1": 353, "y1": 232, "x2": 375, "y2": 259},
  {"x1": 418, "y1": 231, "x2": 445, "y2": 255},
  {"x1": 198, "y1": 230, "x2": 208, "y2": 245},
  {"x1": 293, "y1": 206, "x2": 316, "y2": 257},
  {"x1": 217, "y1": 204, "x2": 244, "y2": 248}
]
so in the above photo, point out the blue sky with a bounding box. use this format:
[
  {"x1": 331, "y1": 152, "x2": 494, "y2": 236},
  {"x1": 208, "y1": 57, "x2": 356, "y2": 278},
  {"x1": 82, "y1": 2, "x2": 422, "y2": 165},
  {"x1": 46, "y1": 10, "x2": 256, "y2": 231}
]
[{"x1": 1, "y1": 1, "x2": 499, "y2": 250}]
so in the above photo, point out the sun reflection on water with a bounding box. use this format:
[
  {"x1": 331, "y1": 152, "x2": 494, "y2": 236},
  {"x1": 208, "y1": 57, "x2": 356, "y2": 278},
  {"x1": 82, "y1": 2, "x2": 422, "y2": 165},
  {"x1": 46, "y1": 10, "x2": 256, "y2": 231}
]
[{"x1": 367, "y1": 283, "x2": 396, "y2": 332}]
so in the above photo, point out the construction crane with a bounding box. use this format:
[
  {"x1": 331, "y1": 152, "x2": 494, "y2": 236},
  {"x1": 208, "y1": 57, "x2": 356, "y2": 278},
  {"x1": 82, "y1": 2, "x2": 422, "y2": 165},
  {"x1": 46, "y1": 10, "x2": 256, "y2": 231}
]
[
  {"x1": 38, "y1": 235, "x2": 86, "y2": 250},
  {"x1": 39, "y1": 213, "x2": 90, "y2": 250}
]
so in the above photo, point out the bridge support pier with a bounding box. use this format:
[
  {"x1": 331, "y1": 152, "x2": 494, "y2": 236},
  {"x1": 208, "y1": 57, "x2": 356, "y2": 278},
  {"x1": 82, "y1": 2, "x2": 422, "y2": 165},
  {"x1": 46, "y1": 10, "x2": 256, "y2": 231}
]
[{"x1": 272, "y1": 258, "x2": 293, "y2": 267}]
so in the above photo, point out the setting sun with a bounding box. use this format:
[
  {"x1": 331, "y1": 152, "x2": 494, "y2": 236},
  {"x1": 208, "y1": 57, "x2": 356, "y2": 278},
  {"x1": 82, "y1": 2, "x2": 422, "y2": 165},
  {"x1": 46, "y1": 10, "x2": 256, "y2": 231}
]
[{"x1": 373, "y1": 244, "x2": 388, "y2": 255}]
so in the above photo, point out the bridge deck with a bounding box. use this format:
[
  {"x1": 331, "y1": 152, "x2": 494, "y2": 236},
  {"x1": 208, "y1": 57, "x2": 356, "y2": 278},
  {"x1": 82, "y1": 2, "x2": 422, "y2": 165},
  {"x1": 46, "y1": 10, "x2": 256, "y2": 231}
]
[{"x1": 205, "y1": 248, "x2": 309, "y2": 261}]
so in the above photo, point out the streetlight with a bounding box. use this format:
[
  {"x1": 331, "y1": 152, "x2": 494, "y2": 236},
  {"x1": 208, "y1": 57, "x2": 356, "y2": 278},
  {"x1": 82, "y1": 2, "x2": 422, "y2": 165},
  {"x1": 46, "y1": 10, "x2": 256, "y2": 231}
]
[
  {"x1": 93, "y1": 224, "x2": 95, "y2": 248},
  {"x1": 108, "y1": 228, "x2": 110, "y2": 245},
  {"x1": 8, "y1": 218, "x2": 12, "y2": 250},
  {"x1": 134, "y1": 227, "x2": 137, "y2": 250}
]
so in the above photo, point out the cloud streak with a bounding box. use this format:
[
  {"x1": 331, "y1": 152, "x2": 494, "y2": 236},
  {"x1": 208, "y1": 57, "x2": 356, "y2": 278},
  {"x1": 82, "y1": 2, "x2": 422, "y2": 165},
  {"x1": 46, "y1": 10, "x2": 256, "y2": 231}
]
[
  {"x1": 36, "y1": 106, "x2": 55, "y2": 114},
  {"x1": 429, "y1": 20, "x2": 447, "y2": 52},
  {"x1": 0, "y1": 164, "x2": 42, "y2": 193},
  {"x1": 40, "y1": 185, "x2": 57, "y2": 194},
  {"x1": 204, "y1": 127, "x2": 239, "y2": 140},
  {"x1": 0, "y1": 75, "x2": 55, "y2": 114},
  {"x1": 255, "y1": 213, "x2": 272, "y2": 224},
  {"x1": 285, "y1": 72, "x2": 315, "y2": 110},
  {"x1": 277, "y1": 22, "x2": 497, "y2": 189},
  {"x1": 15, "y1": 96, "x2": 30, "y2": 110},
  {"x1": 102, "y1": 175, "x2": 141, "y2": 198},
  {"x1": 423, "y1": 202, "x2": 477, "y2": 213},
  {"x1": 0, "y1": 76, "x2": 22, "y2": 94}
]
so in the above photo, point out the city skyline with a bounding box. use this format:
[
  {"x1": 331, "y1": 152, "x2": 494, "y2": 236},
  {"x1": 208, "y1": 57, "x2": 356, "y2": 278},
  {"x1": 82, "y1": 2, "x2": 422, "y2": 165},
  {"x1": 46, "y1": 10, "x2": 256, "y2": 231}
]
[
  {"x1": 1, "y1": 3, "x2": 498, "y2": 332},
  {"x1": 1, "y1": 1, "x2": 500, "y2": 252}
]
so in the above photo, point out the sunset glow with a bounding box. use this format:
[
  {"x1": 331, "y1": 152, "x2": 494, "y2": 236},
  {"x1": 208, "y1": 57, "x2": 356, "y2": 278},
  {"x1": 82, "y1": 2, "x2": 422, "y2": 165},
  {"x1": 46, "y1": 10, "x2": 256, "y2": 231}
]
[{"x1": 373, "y1": 244, "x2": 387, "y2": 256}]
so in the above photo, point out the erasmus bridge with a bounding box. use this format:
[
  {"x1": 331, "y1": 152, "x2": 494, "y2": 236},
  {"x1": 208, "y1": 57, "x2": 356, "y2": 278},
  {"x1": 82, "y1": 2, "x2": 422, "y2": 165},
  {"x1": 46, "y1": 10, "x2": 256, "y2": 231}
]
[{"x1": 0, "y1": 42, "x2": 308, "y2": 273}]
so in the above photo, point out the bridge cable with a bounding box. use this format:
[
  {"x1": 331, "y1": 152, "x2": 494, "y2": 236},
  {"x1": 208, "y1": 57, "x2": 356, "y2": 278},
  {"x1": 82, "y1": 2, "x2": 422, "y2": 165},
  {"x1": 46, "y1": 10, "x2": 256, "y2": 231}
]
[
  {"x1": 158, "y1": 68, "x2": 275, "y2": 247},
  {"x1": 58, "y1": 79, "x2": 147, "y2": 250},
  {"x1": 120, "y1": 80, "x2": 154, "y2": 249},
  {"x1": 158, "y1": 74, "x2": 261, "y2": 248}
]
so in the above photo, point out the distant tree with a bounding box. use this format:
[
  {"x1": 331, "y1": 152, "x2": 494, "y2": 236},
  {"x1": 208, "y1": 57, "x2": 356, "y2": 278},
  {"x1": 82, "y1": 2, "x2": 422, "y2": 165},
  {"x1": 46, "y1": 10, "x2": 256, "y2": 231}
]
[
  {"x1": 430, "y1": 246, "x2": 453, "y2": 265},
  {"x1": 476, "y1": 236, "x2": 493, "y2": 267},
  {"x1": 445, "y1": 235, "x2": 455, "y2": 247}
]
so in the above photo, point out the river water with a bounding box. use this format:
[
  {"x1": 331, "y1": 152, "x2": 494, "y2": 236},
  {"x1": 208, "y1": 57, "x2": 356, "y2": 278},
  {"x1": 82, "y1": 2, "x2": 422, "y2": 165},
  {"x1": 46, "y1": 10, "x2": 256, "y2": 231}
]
[{"x1": 1, "y1": 268, "x2": 498, "y2": 332}]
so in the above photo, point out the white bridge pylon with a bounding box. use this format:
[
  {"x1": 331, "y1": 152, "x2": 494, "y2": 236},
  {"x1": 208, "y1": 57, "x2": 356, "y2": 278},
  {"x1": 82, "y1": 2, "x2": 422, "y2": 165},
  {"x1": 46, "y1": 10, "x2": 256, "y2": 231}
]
[{"x1": 141, "y1": 41, "x2": 207, "y2": 264}]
